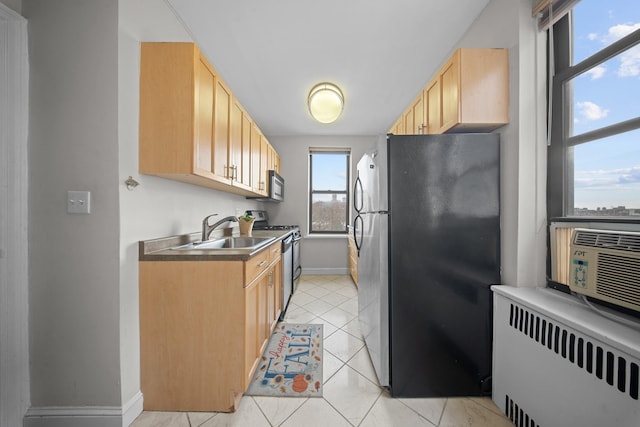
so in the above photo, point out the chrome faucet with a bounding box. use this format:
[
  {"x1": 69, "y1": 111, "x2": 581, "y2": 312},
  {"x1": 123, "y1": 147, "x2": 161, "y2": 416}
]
[{"x1": 201, "y1": 214, "x2": 239, "y2": 241}]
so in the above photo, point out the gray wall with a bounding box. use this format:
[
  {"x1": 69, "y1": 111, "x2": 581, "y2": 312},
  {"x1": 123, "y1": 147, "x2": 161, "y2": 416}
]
[
  {"x1": 25, "y1": 0, "x2": 121, "y2": 406},
  {"x1": 267, "y1": 135, "x2": 376, "y2": 274},
  {"x1": 0, "y1": 0, "x2": 19, "y2": 13},
  {"x1": 23, "y1": 0, "x2": 265, "y2": 414}
]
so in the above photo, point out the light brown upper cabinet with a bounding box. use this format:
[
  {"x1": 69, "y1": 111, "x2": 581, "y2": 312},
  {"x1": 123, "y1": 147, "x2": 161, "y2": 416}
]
[
  {"x1": 408, "y1": 91, "x2": 426, "y2": 134},
  {"x1": 390, "y1": 48, "x2": 509, "y2": 135},
  {"x1": 139, "y1": 42, "x2": 279, "y2": 197},
  {"x1": 389, "y1": 116, "x2": 404, "y2": 135},
  {"x1": 425, "y1": 78, "x2": 441, "y2": 134},
  {"x1": 230, "y1": 99, "x2": 252, "y2": 192},
  {"x1": 434, "y1": 48, "x2": 509, "y2": 133}
]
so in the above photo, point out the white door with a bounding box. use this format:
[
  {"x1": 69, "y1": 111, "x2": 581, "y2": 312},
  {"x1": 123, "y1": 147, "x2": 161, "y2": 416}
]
[{"x1": 0, "y1": 5, "x2": 30, "y2": 427}]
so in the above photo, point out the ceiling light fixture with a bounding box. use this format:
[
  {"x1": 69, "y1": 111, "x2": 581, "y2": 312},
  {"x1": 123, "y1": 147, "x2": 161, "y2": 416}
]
[{"x1": 307, "y1": 82, "x2": 344, "y2": 124}]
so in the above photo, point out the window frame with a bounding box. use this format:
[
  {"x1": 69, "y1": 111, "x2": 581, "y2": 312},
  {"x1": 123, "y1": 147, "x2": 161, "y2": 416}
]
[
  {"x1": 308, "y1": 149, "x2": 351, "y2": 235},
  {"x1": 547, "y1": 11, "x2": 640, "y2": 221}
]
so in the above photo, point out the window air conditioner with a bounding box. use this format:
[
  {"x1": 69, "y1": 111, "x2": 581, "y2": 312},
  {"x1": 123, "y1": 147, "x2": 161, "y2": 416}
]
[{"x1": 570, "y1": 228, "x2": 640, "y2": 313}]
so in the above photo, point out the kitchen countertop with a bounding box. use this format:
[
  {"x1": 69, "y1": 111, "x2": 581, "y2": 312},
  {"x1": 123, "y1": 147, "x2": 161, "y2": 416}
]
[{"x1": 139, "y1": 228, "x2": 293, "y2": 261}]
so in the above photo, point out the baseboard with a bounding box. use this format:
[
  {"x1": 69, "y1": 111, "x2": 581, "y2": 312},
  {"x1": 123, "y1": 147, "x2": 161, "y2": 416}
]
[
  {"x1": 24, "y1": 391, "x2": 143, "y2": 427},
  {"x1": 302, "y1": 267, "x2": 349, "y2": 275},
  {"x1": 122, "y1": 391, "x2": 144, "y2": 426}
]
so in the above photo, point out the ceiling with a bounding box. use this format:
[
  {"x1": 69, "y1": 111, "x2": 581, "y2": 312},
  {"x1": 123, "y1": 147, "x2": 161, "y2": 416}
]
[{"x1": 165, "y1": 0, "x2": 490, "y2": 137}]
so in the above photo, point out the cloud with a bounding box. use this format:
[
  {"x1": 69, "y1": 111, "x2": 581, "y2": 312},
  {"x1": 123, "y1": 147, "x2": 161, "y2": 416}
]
[
  {"x1": 589, "y1": 23, "x2": 640, "y2": 78},
  {"x1": 585, "y1": 65, "x2": 606, "y2": 79},
  {"x1": 606, "y1": 23, "x2": 640, "y2": 41},
  {"x1": 605, "y1": 23, "x2": 640, "y2": 77},
  {"x1": 618, "y1": 45, "x2": 640, "y2": 77},
  {"x1": 618, "y1": 166, "x2": 640, "y2": 183},
  {"x1": 575, "y1": 101, "x2": 609, "y2": 121},
  {"x1": 575, "y1": 166, "x2": 640, "y2": 187}
]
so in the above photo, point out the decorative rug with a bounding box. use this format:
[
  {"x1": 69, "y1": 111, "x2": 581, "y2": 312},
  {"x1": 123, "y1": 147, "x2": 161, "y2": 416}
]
[{"x1": 246, "y1": 323, "x2": 323, "y2": 397}]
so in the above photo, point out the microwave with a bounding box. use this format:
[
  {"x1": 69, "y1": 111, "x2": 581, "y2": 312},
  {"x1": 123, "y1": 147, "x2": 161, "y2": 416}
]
[{"x1": 247, "y1": 170, "x2": 284, "y2": 202}]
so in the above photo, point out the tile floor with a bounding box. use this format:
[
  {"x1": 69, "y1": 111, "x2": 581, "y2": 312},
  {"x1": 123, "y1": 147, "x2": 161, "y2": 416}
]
[{"x1": 131, "y1": 275, "x2": 514, "y2": 427}]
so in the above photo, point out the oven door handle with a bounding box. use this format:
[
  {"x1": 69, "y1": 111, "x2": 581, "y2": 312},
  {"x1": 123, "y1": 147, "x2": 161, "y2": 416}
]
[{"x1": 292, "y1": 236, "x2": 302, "y2": 242}]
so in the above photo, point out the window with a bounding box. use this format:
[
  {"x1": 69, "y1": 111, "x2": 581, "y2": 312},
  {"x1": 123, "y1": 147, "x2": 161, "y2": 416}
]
[
  {"x1": 309, "y1": 149, "x2": 350, "y2": 234},
  {"x1": 548, "y1": 0, "x2": 640, "y2": 218}
]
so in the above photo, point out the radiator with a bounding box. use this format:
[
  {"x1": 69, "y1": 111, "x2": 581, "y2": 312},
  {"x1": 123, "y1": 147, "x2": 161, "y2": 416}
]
[{"x1": 492, "y1": 286, "x2": 640, "y2": 427}]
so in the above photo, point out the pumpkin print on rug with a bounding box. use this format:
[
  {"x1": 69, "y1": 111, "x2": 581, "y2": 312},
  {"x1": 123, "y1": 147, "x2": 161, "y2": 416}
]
[{"x1": 246, "y1": 323, "x2": 323, "y2": 397}]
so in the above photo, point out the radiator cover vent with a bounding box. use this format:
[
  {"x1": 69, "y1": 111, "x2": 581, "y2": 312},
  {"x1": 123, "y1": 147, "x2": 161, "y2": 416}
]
[
  {"x1": 505, "y1": 395, "x2": 541, "y2": 427},
  {"x1": 508, "y1": 303, "x2": 639, "y2": 401}
]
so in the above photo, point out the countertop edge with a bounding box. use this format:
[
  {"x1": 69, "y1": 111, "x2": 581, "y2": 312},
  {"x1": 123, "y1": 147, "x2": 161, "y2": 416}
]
[{"x1": 139, "y1": 229, "x2": 293, "y2": 262}]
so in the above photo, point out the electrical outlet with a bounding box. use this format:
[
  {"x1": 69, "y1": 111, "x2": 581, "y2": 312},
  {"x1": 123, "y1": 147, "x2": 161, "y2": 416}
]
[
  {"x1": 67, "y1": 190, "x2": 91, "y2": 214},
  {"x1": 235, "y1": 207, "x2": 243, "y2": 217}
]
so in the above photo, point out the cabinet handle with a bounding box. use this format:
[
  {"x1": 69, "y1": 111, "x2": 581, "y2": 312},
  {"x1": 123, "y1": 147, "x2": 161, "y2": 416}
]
[
  {"x1": 258, "y1": 260, "x2": 267, "y2": 268},
  {"x1": 269, "y1": 270, "x2": 274, "y2": 288},
  {"x1": 233, "y1": 165, "x2": 238, "y2": 180}
]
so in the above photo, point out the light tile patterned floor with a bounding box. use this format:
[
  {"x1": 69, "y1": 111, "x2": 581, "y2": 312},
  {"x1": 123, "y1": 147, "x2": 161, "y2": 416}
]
[{"x1": 131, "y1": 275, "x2": 514, "y2": 427}]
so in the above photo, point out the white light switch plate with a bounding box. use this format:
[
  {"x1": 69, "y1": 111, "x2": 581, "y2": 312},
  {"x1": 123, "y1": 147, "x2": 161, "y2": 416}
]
[{"x1": 67, "y1": 190, "x2": 91, "y2": 214}]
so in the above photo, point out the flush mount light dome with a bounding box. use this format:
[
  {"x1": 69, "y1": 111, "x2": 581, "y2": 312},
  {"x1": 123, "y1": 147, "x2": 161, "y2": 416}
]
[{"x1": 307, "y1": 82, "x2": 344, "y2": 124}]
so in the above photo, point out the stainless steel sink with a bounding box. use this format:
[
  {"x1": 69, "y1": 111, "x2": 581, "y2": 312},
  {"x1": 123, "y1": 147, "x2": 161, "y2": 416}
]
[{"x1": 173, "y1": 236, "x2": 275, "y2": 251}]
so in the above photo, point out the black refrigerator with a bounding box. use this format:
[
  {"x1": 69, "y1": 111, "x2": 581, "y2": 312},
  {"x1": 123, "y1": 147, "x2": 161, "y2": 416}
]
[{"x1": 353, "y1": 133, "x2": 500, "y2": 397}]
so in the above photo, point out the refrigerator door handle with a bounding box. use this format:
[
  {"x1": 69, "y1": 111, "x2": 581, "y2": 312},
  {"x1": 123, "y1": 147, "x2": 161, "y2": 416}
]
[
  {"x1": 354, "y1": 174, "x2": 363, "y2": 213},
  {"x1": 353, "y1": 214, "x2": 363, "y2": 256}
]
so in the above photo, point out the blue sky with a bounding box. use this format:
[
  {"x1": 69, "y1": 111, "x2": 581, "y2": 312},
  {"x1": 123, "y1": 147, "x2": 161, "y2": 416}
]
[
  {"x1": 572, "y1": 0, "x2": 640, "y2": 210},
  {"x1": 311, "y1": 153, "x2": 348, "y2": 201}
]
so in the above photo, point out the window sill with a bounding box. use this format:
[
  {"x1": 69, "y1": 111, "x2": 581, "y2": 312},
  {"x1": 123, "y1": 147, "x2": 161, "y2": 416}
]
[{"x1": 304, "y1": 234, "x2": 348, "y2": 239}]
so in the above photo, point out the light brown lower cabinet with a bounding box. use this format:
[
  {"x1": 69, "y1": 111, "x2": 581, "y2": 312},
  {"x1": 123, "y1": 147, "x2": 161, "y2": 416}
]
[
  {"x1": 139, "y1": 243, "x2": 281, "y2": 412},
  {"x1": 348, "y1": 227, "x2": 358, "y2": 285}
]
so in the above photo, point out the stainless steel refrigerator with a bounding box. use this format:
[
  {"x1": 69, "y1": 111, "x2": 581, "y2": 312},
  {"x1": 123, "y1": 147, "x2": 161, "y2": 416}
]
[{"x1": 353, "y1": 134, "x2": 500, "y2": 397}]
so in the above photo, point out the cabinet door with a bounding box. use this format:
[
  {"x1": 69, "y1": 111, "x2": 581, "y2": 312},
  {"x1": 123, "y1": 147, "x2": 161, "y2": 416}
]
[
  {"x1": 440, "y1": 54, "x2": 460, "y2": 132},
  {"x1": 195, "y1": 55, "x2": 214, "y2": 173},
  {"x1": 244, "y1": 278, "x2": 259, "y2": 388},
  {"x1": 388, "y1": 117, "x2": 403, "y2": 135},
  {"x1": 274, "y1": 153, "x2": 281, "y2": 175},
  {"x1": 402, "y1": 109, "x2": 413, "y2": 136},
  {"x1": 273, "y1": 259, "x2": 282, "y2": 321},
  {"x1": 259, "y1": 136, "x2": 269, "y2": 195},
  {"x1": 229, "y1": 99, "x2": 242, "y2": 183},
  {"x1": 411, "y1": 91, "x2": 425, "y2": 134},
  {"x1": 257, "y1": 272, "x2": 270, "y2": 351},
  {"x1": 213, "y1": 78, "x2": 231, "y2": 181},
  {"x1": 267, "y1": 268, "x2": 276, "y2": 332},
  {"x1": 425, "y1": 78, "x2": 441, "y2": 134},
  {"x1": 240, "y1": 113, "x2": 252, "y2": 189},
  {"x1": 250, "y1": 124, "x2": 263, "y2": 194}
]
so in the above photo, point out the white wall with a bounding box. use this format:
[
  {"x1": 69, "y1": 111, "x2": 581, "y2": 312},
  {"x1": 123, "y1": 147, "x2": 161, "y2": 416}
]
[
  {"x1": 117, "y1": 0, "x2": 265, "y2": 410},
  {"x1": 454, "y1": 0, "x2": 547, "y2": 288},
  {"x1": 267, "y1": 135, "x2": 375, "y2": 273}
]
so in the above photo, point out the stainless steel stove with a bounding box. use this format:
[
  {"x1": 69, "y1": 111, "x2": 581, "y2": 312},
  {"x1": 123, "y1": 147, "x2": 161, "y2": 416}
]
[{"x1": 246, "y1": 210, "x2": 301, "y2": 319}]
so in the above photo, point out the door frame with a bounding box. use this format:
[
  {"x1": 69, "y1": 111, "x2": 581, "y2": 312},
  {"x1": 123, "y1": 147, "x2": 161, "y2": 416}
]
[{"x1": 0, "y1": 3, "x2": 30, "y2": 427}]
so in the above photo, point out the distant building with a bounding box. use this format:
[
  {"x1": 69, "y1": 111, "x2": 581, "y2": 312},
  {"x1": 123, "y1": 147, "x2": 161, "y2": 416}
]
[{"x1": 574, "y1": 205, "x2": 639, "y2": 216}]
